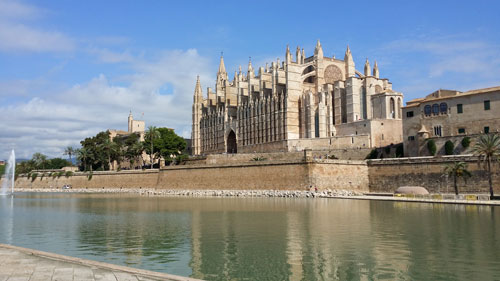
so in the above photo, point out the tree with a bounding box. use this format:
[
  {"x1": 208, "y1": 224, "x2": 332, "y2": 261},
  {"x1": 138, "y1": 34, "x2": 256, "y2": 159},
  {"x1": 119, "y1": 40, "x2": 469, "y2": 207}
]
[
  {"x1": 145, "y1": 126, "x2": 160, "y2": 169},
  {"x1": 64, "y1": 146, "x2": 75, "y2": 165},
  {"x1": 444, "y1": 161, "x2": 471, "y2": 195},
  {"x1": 77, "y1": 148, "x2": 90, "y2": 171},
  {"x1": 472, "y1": 134, "x2": 500, "y2": 198},
  {"x1": 445, "y1": 140, "x2": 454, "y2": 155},
  {"x1": 427, "y1": 139, "x2": 437, "y2": 156},
  {"x1": 32, "y1": 152, "x2": 48, "y2": 169},
  {"x1": 461, "y1": 137, "x2": 471, "y2": 148},
  {"x1": 155, "y1": 128, "x2": 187, "y2": 166},
  {"x1": 47, "y1": 158, "x2": 71, "y2": 169}
]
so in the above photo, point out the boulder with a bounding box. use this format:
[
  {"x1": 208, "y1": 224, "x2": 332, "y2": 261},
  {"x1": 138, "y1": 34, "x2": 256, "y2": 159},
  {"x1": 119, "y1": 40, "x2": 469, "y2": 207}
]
[{"x1": 395, "y1": 186, "x2": 429, "y2": 195}]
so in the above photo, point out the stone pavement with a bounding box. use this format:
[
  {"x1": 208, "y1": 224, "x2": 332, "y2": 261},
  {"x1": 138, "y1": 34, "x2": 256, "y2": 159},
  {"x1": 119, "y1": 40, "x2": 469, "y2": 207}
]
[{"x1": 0, "y1": 244, "x2": 203, "y2": 281}]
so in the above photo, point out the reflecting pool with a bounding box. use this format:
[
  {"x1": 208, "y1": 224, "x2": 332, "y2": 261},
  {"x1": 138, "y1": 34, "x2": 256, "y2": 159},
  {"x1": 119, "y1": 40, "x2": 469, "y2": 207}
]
[{"x1": 0, "y1": 193, "x2": 499, "y2": 280}]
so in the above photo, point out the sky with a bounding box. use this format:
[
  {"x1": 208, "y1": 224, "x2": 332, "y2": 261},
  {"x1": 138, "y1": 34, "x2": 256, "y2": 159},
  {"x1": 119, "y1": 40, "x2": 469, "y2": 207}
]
[{"x1": 1, "y1": 0, "x2": 500, "y2": 160}]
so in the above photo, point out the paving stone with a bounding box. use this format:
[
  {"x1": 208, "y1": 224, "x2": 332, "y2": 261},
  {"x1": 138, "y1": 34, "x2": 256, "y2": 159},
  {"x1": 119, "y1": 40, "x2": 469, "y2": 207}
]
[
  {"x1": 0, "y1": 244, "x2": 200, "y2": 281},
  {"x1": 113, "y1": 272, "x2": 139, "y2": 281}
]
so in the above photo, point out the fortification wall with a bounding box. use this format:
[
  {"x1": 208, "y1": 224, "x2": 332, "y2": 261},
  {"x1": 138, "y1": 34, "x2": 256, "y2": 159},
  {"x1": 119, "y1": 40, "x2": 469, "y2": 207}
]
[
  {"x1": 3, "y1": 155, "x2": 498, "y2": 194},
  {"x1": 158, "y1": 162, "x2": 310, "y2": 190},
  {"x1": 309, "y1": 160, "x2": 369, "y2": 191},
  {"x1": 367, "y1": 156, "x2": 500, "y2": 193},
  {"x1": 8, "y1": 170, "x2": 158, "y2": 190}
]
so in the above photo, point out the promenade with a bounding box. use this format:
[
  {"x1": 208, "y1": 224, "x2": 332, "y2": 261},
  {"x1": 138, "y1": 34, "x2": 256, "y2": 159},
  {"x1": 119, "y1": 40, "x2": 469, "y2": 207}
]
[{"x1": 0, "y1": 244, "x2": 201, "y2": 281}]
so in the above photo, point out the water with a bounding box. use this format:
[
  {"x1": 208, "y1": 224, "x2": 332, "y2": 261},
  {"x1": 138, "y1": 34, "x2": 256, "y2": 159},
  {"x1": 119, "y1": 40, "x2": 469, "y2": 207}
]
[
  {"x1": 0, "y1": 193, "x2": 499, "y2": 280},
  {"x1": 0, "y1": 150, "x2": 15, "y2": 195}
]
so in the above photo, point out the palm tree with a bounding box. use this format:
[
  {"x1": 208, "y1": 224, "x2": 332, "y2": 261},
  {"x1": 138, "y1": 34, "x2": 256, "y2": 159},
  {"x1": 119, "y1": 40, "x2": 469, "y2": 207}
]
[
  {"x1": 101, "y1": 138, "x2": 119, "y2": 170},
  {"x1": 444, "y1": 161, "x2": 472, "y2": 195},
  {"x1": 146, "y1": 126, "x2": 160, "y2": 169},
  {"x1": 76, "y1": 148, "x2": 89, "y2": 172},
  {"x1": 63, "y1": 146, "x2": 75, "y2": 165},
  {"x1": 32, "y1": 152, "x2": 48, "y2": 169},
  {"x1": 472, "y1": 134, "x2": 500, "y2": 198}
]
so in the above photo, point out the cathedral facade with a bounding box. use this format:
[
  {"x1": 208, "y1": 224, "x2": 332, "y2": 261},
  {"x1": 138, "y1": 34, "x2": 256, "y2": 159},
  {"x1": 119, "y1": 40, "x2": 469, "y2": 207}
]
[{"x1": 192, "y1": 41, "x2": 403, "y2": 155}]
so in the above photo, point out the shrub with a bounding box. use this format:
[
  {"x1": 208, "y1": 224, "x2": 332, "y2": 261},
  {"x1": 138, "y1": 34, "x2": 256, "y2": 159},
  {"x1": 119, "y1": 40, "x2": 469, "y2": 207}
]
[
  {"x1": 445, "y1": 140, "x2": 454, "y2": 155},
  {"x1": 395, "y1": 144, "x2": 404, "y2": 157},
  {"x1": 366, "y1": 149, "x2": 379, "y2": 159},
  {"x1": 65, "y1": 171, "x2": 73, "y2": 178},
  {"x1": 57, "y1": 171, "x2": 64, "y2": 178},
  {"x1": 461, "y1": 137, "x2": 471, "y2": 148},
  {"x1": 87, "y1": 172, "x2": 93, "y2": 181},
  {"x1": 384, "y1": 146, "x2": 391, "y2": 154},
  {"x1": 427, "y1": 139, "x2": 437, "y2": 156},
  {"x1": 251, "y1": 157, "x2": 267, "y2": 161},
  {"x1": 31, "y1": 173, "x2": 38, "y2": 182}
]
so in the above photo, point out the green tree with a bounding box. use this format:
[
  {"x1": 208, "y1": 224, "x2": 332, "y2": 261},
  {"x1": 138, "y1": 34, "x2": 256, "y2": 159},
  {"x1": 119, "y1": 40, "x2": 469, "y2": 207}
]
[
  {"x1": 472, "y1": 134, "x2": 500, "y2": 198},
  {"x1": 427, "y1": 139, "x2": 437, "y2": 156},
  {"x1": 64, "y1": 146, "x2": 75, "y2": 165},
  {"x1": 80, "y1": 131, "x2": 110, "y2": 171},
  {"x1": 444, "y1": 161, "x2": 471, "y2": 195},
  {"x1": 461, "y1": 137, "x2": 471, "y2": 148},
  {"x1": 144, "y1": 126, "x2": 160, "y2": 169},
  {"x1": 77, "y1": 147, "x2": 90, "y2": 171},
  {"x1": 155, "y1": 128, "x2": 187, "y2": 166},
  {"x1": 32, "y1": 152, "x2": 48, "y2": 169},
  {"x1": 445, "y1": 140, "x2": 454, "y2": 155},
  {"x1": 47, "y1": 158, "x2": 71, "y2": 169}
]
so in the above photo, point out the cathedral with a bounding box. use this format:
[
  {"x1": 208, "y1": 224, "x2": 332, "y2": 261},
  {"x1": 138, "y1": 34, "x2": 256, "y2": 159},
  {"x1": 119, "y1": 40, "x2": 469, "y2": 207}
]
[{"x1": 192, "y1": 41, "x2": 404, "y2": 155}]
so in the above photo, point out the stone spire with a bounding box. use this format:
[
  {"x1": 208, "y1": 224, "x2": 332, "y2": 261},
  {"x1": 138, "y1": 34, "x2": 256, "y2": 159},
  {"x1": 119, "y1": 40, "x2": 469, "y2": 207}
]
[
  {"x1": 373, "y1": 60, "x2": 379, "y2": 78},
  {"x1": 364, "y1": 59, "x2": 371, "y2": 76},
  {"x1": 216, "y1": 53, "x2": 228, "y2": 92},
  {"x1": 301, "y1": 48, "x2": 305, "y2": 64},
  {"x1": 286, "y1": 45, "x2": 292, "y2": 63},
  {"x1": 296, "y1": 46, "x2": 302, "y2": 64},
  {"x1": 344, "y1": 45, "x2": 355, "y2": 78},
  {"x1": 248, "y1": 58, "x2": 254, "y2": 77},
  {"x1": 128, "y1": 110, "x2": 133, "y2": 133},
  {"x1": 314, "y1": 39, "x2": 323, "y2": 58},
  {"x1": 218, "y1": 53, "x2": 226, "y2": 75},
  {"x1": 194, "y1": 75, "x2": 203, "y2": 101}
]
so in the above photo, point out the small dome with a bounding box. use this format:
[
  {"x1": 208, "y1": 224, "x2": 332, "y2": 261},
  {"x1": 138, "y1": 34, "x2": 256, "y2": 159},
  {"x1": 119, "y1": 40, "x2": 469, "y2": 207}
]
[{"x1": 395, "y1": 186, "x2": 429, "y2": 195}]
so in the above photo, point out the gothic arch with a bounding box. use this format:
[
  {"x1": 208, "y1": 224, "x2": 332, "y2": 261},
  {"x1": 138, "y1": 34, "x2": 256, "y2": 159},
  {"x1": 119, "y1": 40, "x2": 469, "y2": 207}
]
[
  {"x1": 226, "y1": 130, "x2": 237, "y2": 154},
  {"x1": 390, "y1": 97, "x2": 395, "y2": 119}
]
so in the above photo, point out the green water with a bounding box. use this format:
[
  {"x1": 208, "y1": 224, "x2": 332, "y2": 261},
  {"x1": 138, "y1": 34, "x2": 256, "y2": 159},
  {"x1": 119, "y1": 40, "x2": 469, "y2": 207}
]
[{"x1": 0, "y1": 193, "x2": 499, "y2": 280}]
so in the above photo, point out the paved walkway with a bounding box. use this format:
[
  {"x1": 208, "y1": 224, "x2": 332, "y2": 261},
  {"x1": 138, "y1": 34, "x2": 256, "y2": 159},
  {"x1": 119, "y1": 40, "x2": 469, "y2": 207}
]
[
  {"x1": 0, "y1": 244, "x2": 202, "y2": 281},
  {"x1": 333, "y1": 195, "x2": 500, "y2": 206}
]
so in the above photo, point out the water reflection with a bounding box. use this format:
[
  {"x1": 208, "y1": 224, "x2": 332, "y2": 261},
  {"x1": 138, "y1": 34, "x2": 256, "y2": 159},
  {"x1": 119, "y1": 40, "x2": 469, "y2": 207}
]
[{"x1": 0, "y1": 193, "x2": 499, "y2": 281}]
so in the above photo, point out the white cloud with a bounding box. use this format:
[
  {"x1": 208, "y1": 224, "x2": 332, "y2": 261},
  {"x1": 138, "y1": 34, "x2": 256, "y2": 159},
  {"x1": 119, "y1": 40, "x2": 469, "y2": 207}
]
[
  {"x1": 0, "y1": 0, "x2": 74, "y2": 53},
  {"x1": 0, "y1": 0, "x2": 43, "y2": 20},
  {"x1": 0, "y1": 21, "x2": 75, "y2": 52},
  {"x1": 0, "y1": 49, "x2": 214, "y2": 160}
]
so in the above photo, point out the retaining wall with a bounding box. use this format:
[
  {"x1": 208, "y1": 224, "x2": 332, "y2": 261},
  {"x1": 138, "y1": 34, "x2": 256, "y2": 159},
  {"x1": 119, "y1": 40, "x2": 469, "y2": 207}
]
[
  {"x1": 3, "y1": 155, "x2": 499, "y2": 194},
  {"x1": 367, "y1": 156, "x2": 500, "y2": 193}
]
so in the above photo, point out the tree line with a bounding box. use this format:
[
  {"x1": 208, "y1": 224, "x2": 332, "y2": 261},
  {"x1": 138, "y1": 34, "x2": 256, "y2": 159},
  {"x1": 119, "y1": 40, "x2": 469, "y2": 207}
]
[{"x1": 75, "y1": 126, "x2": 186, "y2": 172}]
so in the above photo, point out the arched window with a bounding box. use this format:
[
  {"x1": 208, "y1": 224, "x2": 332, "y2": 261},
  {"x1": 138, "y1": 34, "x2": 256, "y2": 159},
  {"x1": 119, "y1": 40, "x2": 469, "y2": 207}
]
[
  {"x1": 390, "y1": 98, "x2": 395, "y2": 118},
  {"x1": 440, "y1": 102, "x2": 447, "y2": 113},
  {"x1": 424, "y1": 105, "x2": 431, "y2": 115},
  {"x1": 432, "y1": 104, "x2": 439, "y2": 115}
]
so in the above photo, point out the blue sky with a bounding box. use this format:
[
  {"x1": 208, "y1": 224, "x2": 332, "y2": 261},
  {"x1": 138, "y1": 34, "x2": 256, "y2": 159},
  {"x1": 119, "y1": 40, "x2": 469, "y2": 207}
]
[{"x1": 1, "y1": 0, "x2": 500, "y2": 159}]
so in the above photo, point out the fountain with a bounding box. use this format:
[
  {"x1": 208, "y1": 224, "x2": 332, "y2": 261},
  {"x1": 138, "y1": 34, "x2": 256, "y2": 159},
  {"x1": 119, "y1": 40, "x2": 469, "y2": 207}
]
[{"x1": 1, "y1": 150, "x2": 15, "y2": 195}]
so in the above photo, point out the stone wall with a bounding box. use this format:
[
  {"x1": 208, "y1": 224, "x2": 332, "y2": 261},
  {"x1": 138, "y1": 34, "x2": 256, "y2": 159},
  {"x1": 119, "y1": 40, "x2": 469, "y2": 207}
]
[
  {"x1": 309, "y1": 160, "x2": 368, "y2": 191},
  {"x1": 3, "y1": 155, "x2": 498, "y2": 194},
  {"x1": 7, "y1": 170, "x2": 159, "y2": 190},
  {"x1": 367, "y1": 156, "x2": 500, "y2": 193},
  {"x1": 159, "y1": 159, "x2": 369, "y2": 191}
]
